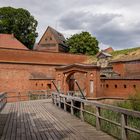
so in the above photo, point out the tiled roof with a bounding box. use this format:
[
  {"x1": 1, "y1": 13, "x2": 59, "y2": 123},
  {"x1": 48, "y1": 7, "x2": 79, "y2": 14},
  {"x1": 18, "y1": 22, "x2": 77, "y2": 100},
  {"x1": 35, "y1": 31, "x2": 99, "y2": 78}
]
[
  {"x1": 49, "y1": 26, "x2": 67, "y2": 47},
  {"x1": 0, "y1": 34, "x2": 28, "y2": 50},
  {"x1": 104, "y1": 47, "x2": 114, "y2": 53},
  {"x1": 96, "y1": 51, "x2": 112, "y2": 58}
]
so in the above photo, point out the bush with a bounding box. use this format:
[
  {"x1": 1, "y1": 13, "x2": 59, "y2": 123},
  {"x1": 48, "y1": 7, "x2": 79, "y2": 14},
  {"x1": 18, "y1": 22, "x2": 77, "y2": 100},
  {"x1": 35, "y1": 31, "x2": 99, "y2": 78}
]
[{"x1": 117, "y1": 91, "x2": 140, "y2": 111}]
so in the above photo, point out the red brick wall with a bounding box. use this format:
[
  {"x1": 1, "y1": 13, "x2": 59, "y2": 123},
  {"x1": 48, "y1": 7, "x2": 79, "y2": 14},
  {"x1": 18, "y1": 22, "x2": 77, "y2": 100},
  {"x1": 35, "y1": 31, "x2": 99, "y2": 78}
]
[
  {"x1": 100, "y1": 79, "x2": 140, "y2": 98},
  {"x1": 0, "y1": 63, "x2": 56, "y2": 101},
  {"x1": 0, "y1": 46, "x2": 87, "y2": 102},
  {"x1": 0, "y1": 48, "x2": 87, "y2": 65},
  {"x1": 125, "y1": 63, "x2": 140, "y2": 76},
  {"x1": 112, "y1": 63, "x2": 125, "y2": 76},
  {"x1": 112, "y1": 61, "x2": 140, "y2": 77}
]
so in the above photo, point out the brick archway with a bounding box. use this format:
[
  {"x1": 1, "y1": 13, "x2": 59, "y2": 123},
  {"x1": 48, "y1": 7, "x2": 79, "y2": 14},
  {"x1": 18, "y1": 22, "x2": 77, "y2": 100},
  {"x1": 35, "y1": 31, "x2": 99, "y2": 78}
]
[{"x1": 55, "y1": 64, "x2": 100, "y2": 98}]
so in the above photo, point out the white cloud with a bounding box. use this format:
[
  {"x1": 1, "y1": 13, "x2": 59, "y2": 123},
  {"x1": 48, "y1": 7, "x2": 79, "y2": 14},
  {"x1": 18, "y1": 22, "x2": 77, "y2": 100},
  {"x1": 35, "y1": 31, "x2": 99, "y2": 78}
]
[{"x1": 0, "y1": 0, "x2": 140, "y2": 49}]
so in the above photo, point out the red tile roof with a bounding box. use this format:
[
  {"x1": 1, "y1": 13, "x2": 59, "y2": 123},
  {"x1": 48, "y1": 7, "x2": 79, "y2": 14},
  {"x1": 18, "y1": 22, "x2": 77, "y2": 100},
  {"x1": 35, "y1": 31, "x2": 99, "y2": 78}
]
[
  {"x1": 0, "y1": 34, "x2": 28, "y2": 50},
  {"x1": 104, "y1": 47, "x2": 114, "y2": 53}
]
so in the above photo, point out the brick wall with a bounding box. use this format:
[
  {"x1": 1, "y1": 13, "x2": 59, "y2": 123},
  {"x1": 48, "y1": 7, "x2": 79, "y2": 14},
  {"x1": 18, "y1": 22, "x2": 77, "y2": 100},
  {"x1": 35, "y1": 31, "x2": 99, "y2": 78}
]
[
  {"x1": 112, "y1": 61, "x2": 140, "y2": 77},
  {"x1": 112, "y1": 63, "x2": 125, "y2": 76},
  {"x1": 100, "y1": 79, "x2": 140, "y2": 98},
  {"x1": 0, "y1": 63, "x2": 56, "y2": 101},
  {"x1": 0, "y1": 48, "x2": 87, "y2": 65}
]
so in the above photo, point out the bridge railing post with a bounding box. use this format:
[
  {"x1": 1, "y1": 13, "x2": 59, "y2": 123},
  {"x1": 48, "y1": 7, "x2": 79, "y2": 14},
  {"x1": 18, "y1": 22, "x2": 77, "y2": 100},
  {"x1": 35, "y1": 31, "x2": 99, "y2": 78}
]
[
  {"x1": 52, "y1": 94, "x2": 55, "y2": 104},
  {"x1": 58, "y1": 96, "x2": 61, "y2": 108},
  {"x1": 80, "y1": 102, "x2": 84, "y2": 121},
  {"x1": 64, "y1": 97, "x2": 66, "y2": 111},
  {"x1": 96, "y1": 106, "x2": 101, "y2": 130},
  {"x1": 71, "y1": 99, "x2": 74, "y2": 115},
  {"x1": 121, "y1": 113, "x2": 127, "y2": 140},
  {"x1": 54, "y1": 95, "x2": 57, "y2": 106}
]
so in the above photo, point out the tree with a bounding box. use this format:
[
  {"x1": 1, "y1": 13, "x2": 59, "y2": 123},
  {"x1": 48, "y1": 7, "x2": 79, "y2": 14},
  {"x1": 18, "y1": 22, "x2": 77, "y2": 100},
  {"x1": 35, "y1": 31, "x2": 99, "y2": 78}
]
[
  {"x1": 0, "y1": 7, "x2": 38, "y2": 49},
  {"x1": 66, "y1": 32, "x2": 99, "y2": 55}
]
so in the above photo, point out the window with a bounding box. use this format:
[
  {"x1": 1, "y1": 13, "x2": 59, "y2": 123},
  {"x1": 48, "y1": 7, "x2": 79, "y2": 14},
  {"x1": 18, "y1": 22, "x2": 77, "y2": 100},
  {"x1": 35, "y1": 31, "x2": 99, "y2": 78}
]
[
  {"x1": 42, "y1": 83, "x2": 43, "y2": 87},
  {"x1": 45, "y1": 38, "x2": 48, "y2": 41},
  {"x1": 90, "y1": 80, "x2": 94, "y2": 96},
  {"x1": 133, "y1": 85, "x2": 136, "y2": 88},
  {"x1": 124, "y1": 85, "x2": 127, "y2": 88},
  {"x1": 106, "y1": 84, "x2": 109, "y2": 88},
  {"x1": 50, "y1": 37, "x2": 52, "y2": 40},
  {"x1": 115, "y1": 85, "x2": 117, "y2": 88},
  {"x1": 36, "y1": 83, "x2": 38, "y2": 86},
  {"x1": 47, "y1": 84, "x2": 51, "y2": 89}
]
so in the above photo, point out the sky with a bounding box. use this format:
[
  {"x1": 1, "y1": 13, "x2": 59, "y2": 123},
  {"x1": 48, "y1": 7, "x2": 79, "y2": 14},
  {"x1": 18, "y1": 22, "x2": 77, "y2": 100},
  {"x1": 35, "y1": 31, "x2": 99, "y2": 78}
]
[{"x1": 1, "y1": 0, "x2": 140, "y2": 50}]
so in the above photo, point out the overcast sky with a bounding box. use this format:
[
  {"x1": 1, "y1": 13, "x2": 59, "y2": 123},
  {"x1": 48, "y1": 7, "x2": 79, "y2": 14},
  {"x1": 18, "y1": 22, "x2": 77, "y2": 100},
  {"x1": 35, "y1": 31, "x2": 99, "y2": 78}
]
[{"x1": 1, "y1": 0, "x2": 140, "y2": 50}]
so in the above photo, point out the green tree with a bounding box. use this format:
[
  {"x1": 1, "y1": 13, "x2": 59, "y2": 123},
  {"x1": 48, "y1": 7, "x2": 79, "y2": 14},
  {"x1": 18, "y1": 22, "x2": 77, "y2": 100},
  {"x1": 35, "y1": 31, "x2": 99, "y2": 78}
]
[
  {"x1": 0, "y1": 7, "x2": 38, "y2": 49},
  {"x1": 66, "y1": 32, "x2": 99, "y2": 55}
]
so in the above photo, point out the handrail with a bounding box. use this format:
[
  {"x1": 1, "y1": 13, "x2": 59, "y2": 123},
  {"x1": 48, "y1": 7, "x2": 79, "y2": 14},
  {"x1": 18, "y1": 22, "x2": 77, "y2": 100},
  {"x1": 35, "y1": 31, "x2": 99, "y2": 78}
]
[
  {"x1": 52, "y1": 92, "x2": 140, "y2": 140},
  {"x1": 0, "y1": 92, "x2": 7, "y2": 111}
]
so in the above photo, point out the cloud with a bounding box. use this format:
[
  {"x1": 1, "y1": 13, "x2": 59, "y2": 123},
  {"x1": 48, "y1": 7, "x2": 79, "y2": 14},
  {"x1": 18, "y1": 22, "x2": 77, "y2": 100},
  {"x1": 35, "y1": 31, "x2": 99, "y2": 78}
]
[
  {"x1": 0, "y1": 0, "x2": 140, "y2": 49},
  {"x1": 59, "y1": 11, "x2": 121, "y2": 30},
  {"x1": 59, "y1": 9, "x2": 140, "y2": 49}
]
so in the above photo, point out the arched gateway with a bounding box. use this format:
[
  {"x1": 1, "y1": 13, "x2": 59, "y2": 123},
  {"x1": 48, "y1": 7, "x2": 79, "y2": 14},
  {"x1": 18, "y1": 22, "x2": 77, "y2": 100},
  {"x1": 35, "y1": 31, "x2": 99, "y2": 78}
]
[{"x1": 55, "y1": 63, "x2": 100, "y2": 99}]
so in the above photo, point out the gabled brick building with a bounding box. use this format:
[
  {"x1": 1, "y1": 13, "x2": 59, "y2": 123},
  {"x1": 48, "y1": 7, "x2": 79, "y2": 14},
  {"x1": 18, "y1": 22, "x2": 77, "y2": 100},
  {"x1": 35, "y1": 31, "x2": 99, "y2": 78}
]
[{"x1": 34, "y1": 26, "x2": 69, "y2": 52}]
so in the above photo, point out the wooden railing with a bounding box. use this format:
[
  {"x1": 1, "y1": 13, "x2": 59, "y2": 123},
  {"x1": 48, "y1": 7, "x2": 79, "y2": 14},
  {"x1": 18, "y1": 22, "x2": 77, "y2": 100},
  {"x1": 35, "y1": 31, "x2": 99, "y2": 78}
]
[
  {"x1": 52, "y1": 92, "x2": 140, "y2": 140},
  {"x1": 0, "y1": 92, "x2": 7, "y2": 111},
  {"x1": 28, "y1": 90, "x2": 51, "y2": 100}
]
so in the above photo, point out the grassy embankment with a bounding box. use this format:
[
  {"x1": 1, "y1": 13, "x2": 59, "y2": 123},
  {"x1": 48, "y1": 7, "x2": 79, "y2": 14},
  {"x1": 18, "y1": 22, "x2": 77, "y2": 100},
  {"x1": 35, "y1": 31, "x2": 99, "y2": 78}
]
[{"x1": 74, "y1": 92, "x2": 140, "y2": 140}]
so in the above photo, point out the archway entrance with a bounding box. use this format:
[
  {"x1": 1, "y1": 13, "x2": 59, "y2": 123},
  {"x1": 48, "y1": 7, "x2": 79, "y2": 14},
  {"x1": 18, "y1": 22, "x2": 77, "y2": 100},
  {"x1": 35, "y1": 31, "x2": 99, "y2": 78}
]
[
  {"x1": 55, "y1": 64, "x2": 100, "y2": 98},
  {"x1": 65, "y1": 71, "x2": 87, "y2": 97}
]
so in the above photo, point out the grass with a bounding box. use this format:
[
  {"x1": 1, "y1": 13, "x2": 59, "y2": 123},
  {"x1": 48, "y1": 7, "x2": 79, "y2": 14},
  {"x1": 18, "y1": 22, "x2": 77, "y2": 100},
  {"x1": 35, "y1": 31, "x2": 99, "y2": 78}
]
[
  {"x1": 72, "y1": 92, "x2": 140, "y2": 139},
  {"x1": 111, "y1": 47, "x2": 140, "y2": 57},
  {"x1": 81, "y1": 105, "x2": 140, "y2": 140}
]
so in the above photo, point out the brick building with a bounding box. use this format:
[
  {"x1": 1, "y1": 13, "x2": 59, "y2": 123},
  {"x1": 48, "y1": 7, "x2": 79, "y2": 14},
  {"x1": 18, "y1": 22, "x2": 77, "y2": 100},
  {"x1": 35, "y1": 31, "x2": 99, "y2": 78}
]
[
  {"x1": 34, "y1": 26, "x2": 69, "y2": 52},
  {"x1": 0, "y1": 28, "x2": 140, "y2": 102}
]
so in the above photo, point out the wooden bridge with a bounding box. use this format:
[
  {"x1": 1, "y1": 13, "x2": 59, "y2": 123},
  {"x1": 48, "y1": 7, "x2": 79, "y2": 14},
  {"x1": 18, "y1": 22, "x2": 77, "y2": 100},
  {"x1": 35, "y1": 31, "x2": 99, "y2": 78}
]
[{"x1": 0, "y1": 92, "x2": 140, "y2": 140}]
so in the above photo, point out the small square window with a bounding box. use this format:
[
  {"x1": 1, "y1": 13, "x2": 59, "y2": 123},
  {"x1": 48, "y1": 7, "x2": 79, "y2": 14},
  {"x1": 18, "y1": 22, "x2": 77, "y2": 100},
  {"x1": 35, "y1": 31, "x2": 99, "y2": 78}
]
[
  {"x1": 124, "y1": 85, "x2": 127, "y2": 88},
  {"x1": 106, "y1": 84, "x2": 109, "y2": 88}
]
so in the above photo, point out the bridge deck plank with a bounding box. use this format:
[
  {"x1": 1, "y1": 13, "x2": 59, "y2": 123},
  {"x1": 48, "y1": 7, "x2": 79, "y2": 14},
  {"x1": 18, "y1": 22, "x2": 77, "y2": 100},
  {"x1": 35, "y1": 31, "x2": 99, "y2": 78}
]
[{"x1": 0, "y1": 99, "x2": 115, "y2": 140}]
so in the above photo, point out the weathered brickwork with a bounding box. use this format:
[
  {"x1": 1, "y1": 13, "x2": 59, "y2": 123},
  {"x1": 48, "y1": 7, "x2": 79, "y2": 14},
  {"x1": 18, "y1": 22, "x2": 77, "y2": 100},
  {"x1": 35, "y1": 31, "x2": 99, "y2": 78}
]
[
  {"x1": 0, "y1": 48, "x2": 87, "y2": 65},
  {"x1": 0, "y1": 48, "x2": 88, "y2": 102},
  {"x1": 100, "y1": 79, "x2": 140, "y2": 98}
]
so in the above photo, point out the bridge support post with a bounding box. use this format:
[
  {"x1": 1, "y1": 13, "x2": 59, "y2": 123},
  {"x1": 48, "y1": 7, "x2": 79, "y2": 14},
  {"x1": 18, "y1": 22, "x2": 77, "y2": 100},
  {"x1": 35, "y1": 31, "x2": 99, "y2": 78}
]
[
  {"x1": 80, "y1": 102, "x2": 84, "y2": 121},
  {"x1": 121, "y1": 114, "x2": 127, "y2": 140},
  {"x1": 96, "y1": 106, "x2": 101, "y2": 130},
  {"x1": 71, "y1": 100, "x2": 74, "y2": 115}
]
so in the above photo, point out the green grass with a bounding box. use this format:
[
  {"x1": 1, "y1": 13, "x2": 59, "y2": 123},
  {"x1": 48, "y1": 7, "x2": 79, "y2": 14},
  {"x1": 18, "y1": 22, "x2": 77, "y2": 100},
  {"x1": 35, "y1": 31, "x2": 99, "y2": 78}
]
[
  {"x1": 81, "y1": 105, "x2": 140, "y2": 140},
  {"x1": 71, "y1": 92, "x2": 140, "y2": 139},
  {"x1": 111, "y1": 47, "x2": 140, "y2": 57}
]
